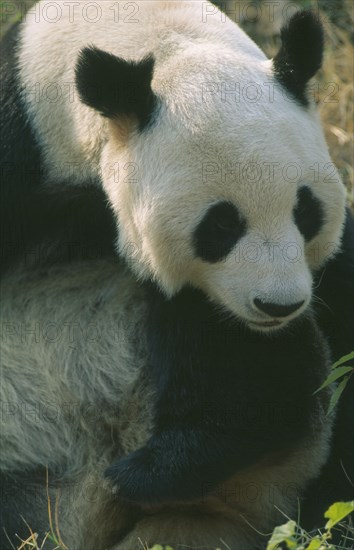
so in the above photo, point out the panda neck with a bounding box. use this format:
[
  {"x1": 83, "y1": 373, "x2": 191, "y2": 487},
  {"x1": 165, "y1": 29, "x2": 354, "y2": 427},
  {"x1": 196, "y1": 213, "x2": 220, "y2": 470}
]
[{"x1": 143, "y1": 282, "x2": 324, "y2": 409}]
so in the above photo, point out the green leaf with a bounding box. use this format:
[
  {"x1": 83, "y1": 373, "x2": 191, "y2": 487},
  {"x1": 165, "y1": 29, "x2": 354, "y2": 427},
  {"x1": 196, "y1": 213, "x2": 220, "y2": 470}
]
[
  {"x1": 307, "y1": 538, "x2": 322, "y2": 549},
  {"x1": 285, "y1": 540, "x2": 298, "y2": 549},
  {"x1": 331, "y1": 351, "x2": 354, "y2": 369},
  {"x1": 327, "y1": 376, "x2": 350, "y2": 416},
  {"x1": 266, "y1": 520, "x2": 296, "y2": 550},
  {"x1": 314, "y1": 366, "x2": 353, "y2": 394},
  {"x1": 324, "y1": 501, "x2": 354, "y2": 529}
]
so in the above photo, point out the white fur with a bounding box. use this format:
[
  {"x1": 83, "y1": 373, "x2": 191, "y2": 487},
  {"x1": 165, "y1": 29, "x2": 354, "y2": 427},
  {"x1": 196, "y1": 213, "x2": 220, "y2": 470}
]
[
  {"x1": 0, "y1": 260, "x2": 152, "y2": 473},
  {"x1": 17, "y1": 1, "x2": 346, "y2": 332}
]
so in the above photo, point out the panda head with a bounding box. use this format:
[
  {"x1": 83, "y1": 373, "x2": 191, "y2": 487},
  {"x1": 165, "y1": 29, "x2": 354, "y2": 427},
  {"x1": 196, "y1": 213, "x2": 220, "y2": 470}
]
[{"x1": 76, "y1": 10, "x2": 346, "y2": 332}]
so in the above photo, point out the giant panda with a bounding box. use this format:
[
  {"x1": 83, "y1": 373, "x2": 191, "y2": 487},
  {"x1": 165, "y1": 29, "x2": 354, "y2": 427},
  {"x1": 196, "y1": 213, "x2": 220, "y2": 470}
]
[{"x1": 1, "y1": 1, "x2": 353, "y2": 548}]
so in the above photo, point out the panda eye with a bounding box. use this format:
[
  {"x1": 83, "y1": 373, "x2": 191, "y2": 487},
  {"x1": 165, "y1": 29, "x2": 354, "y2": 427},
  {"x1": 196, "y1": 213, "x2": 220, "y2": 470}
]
[
  {"x1": 213, "y1": 215, "x2": 236, "y2": 233},
  {"x1": 293, "y1": 186, "x2": 324, "y2": 241},
  {"x1": 207, "y1": 203, "x2": 241, "y2": 234},
  {"x1": 193, "y1": 201, "x2": 246, "y2": 263}
]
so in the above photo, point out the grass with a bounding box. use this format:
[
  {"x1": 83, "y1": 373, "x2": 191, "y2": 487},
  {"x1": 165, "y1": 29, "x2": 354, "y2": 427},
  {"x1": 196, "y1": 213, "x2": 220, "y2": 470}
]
[
  {"x1": 264, "y1": 500, "x2": 354, "y2": 549},
  {"x1": 3, "y1": 470, "x2": 68, "y2": 550},
  {"x1": 10, "y1": 500, "x2": 354, "y2": 550}
]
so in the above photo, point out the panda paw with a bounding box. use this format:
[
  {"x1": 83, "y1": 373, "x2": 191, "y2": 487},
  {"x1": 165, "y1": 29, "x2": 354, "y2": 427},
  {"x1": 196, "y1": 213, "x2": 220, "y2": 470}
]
[
  {"x1": 105, "y1": 446, "x2": 169, "y2": 504},
  {"x1": 105, "y1": 431, "x2": 212, "y2": 504}
]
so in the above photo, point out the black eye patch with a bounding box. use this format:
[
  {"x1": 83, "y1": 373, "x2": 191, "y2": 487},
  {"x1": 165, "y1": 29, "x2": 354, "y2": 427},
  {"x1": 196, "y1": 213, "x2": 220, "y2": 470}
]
[
  {"x1": 293, "y1": 186, "x2": 324, "y2": 241},
  {"x1": 193, "y1": 202, "x2": 246, "y2": 263}
]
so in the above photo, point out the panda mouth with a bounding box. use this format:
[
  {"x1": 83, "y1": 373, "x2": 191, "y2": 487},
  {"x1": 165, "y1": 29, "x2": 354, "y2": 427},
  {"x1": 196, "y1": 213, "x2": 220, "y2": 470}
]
[{"x1": 249, "y1": 320, "x2": 283, "y2": 328}]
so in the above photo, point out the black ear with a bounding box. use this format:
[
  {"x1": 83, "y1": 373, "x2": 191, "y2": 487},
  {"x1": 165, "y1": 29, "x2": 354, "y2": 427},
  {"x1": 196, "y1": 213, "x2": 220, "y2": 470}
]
[
  {"x1": 273, "y1": 10, "x2": 324, "y2": 106},
  {"x1": 75, "y1": 46, "x2": 157, "y2": 130}
]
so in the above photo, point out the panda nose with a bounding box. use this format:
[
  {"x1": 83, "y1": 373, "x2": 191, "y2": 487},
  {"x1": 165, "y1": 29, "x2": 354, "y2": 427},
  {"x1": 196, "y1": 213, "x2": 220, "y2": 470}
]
[{"x1": 253, "y1": 298, "x2": 305, "y2": 318}]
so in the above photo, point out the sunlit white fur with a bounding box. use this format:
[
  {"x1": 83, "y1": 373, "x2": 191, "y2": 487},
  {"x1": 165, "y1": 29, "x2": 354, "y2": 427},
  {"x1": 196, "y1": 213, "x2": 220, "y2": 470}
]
[{"x1": 18, "y1": 0, "x2": 346, "y2": 331}]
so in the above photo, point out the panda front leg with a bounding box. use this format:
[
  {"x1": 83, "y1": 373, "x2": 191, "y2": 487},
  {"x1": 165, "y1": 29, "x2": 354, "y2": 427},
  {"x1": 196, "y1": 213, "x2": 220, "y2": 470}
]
[
  {"x1": 105, "y1": 286, "x2": 331, "y2": 505},
  {"x1": 104, "y1": 415, "x2": 298, "y2": 505},
  {"x1": 105, "y1": 424, "x2": 239, "y2": 504}
]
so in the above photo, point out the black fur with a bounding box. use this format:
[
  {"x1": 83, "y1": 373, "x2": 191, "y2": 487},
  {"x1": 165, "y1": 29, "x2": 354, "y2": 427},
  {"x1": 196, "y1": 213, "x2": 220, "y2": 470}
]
[
  {"x1": 1, "y1": 184, "x2": 117, "y2": 271},
  {"x1": 75, "y1": 47, "x2": 157, "y2": 129},
  {"x1": 302, "y1": 211, "x2": 354, "y2": 528},
  {"x1": 0, "y1": 24, "x2": 117, "y2": 274},
  {"x1": 273, "y1": 11, "x2": 324, "y2": 106},
  {"x1": 0, "y1": 22, "x2": 42, "y2": 272},
  {"x1": 106, "y1": 285, "x2": 330, "y2": 504},
  {"x1": 293, "y1": 186, "x2": 324, "y2": 241},
  {"x1": 193, "y1": 201, "x2": 246, "y2": 263}
]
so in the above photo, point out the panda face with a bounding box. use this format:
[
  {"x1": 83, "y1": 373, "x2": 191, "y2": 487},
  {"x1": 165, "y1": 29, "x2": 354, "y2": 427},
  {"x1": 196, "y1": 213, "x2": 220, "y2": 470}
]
[
  {"x1": 100, "y1": 96, "x2": 345, "y2": 332},
  {"x1": 74, "y1": 10, "x2": 346, "y2": 333}
]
